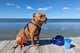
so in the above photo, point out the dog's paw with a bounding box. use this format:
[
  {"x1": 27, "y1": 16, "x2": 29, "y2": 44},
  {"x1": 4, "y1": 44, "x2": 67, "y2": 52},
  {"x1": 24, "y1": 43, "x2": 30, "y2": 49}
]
[
  {"x1": 36, "y1": 44, "x2": 40, "y2": 46},
  {"x1": 31, "y1": 45, "x2": 39, "y2": 48}
]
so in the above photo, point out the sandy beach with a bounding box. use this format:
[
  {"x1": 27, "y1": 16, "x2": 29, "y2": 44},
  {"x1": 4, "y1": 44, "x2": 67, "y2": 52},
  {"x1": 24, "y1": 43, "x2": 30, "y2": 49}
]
[{"x1": 0, "y1": 37, "x2": 80, "y2": 53}]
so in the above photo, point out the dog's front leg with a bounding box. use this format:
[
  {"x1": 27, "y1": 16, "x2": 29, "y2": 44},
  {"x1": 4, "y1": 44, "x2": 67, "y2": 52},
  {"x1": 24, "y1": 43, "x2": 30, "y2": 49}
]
[
  {"x1": 31, "y1": 35, "x2": 35, "y2": 47},
  {"x1": 37, "y1": 35, "x2": 40, "y2": 46}
]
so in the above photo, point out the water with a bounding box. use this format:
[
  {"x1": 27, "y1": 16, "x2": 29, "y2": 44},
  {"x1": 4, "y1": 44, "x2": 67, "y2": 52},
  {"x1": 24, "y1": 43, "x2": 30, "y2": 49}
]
[{"x1": 0, "y1": 19, "x2": 80, "y2": 40}]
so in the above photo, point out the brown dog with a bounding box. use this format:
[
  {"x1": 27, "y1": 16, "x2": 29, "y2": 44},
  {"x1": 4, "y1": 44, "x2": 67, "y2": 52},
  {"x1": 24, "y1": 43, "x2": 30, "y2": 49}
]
[{"x1": 15, "y1": 13, "x2": 47, "y2": 49}]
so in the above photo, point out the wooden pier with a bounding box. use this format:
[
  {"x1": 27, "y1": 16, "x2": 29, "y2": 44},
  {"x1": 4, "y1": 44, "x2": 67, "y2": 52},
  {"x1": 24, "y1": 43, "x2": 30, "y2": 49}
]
[{"x1": 0, "y1": 38, "x2": 80, "y2": 53}]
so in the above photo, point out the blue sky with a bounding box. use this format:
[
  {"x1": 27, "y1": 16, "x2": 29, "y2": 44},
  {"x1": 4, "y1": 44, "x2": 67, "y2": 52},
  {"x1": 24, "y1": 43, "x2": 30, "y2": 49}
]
[{"x1": 0, "y1": 0, "x2": 80, "y2": 19}]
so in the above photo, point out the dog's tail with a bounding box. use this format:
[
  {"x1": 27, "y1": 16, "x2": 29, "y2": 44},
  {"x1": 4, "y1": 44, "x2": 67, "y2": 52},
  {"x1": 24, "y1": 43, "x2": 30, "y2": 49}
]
[
  {"x1": 12, "y1": 45, "x2": 23, "y2": 53},
  {"x1": 11, "y1": 45, "x2": 18, "y2": 53},
  {"x1": 12, "y1": 45, "x2": 18, "y2": 49}
]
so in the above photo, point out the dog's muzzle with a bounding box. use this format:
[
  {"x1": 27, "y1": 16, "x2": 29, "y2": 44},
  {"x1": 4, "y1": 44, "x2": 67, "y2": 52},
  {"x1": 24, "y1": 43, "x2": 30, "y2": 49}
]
[{"x1": 44, "y1": 17, "x2": 47, "y2": 23}]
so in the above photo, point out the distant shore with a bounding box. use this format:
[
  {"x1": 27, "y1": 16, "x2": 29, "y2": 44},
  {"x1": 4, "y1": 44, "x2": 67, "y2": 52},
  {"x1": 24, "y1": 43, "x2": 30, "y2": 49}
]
[{"x1": 0, "y1": 18, "x2": 80, "y2": 22}]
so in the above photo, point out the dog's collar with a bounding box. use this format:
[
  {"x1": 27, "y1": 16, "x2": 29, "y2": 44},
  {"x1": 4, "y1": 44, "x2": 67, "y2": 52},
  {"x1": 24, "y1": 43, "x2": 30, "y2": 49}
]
[{"x1": 31, "y1": 20, "x2": 42, "y2": 28}]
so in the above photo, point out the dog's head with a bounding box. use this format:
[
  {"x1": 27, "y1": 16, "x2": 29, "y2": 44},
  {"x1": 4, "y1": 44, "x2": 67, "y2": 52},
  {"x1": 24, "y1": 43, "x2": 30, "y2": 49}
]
[{"x1": 33, "y1": 13, "x2": 47, "y2": 24}]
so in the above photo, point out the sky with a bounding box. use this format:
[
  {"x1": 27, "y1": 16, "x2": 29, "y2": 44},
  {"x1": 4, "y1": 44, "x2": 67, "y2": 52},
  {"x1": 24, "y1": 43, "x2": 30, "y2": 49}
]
[{"x1": 0, "y1": 0, "x2": 80, "y2": 19}]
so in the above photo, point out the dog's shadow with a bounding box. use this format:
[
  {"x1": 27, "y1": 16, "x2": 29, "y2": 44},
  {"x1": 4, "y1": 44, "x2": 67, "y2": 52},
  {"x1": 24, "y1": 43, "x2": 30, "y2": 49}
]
[
  {"x1": 24, "y1": 40, "x2": 51, "y2": 46},
  {"x1": 24, "y1": 40, "x2": 76, "y2": 48},
  {"x1": 39, "y1": 40, "x2": 52, "y2": 46}
]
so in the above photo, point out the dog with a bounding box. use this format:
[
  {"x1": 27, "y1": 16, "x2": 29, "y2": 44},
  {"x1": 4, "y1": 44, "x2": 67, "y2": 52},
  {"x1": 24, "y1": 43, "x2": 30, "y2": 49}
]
[{"x1": 15, "y1": 13, "x2": 47, "y2": 49}]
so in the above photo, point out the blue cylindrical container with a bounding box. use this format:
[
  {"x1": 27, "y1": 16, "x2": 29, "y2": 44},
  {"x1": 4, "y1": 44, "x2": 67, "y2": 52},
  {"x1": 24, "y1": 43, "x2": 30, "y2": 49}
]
[
  {"x1": 64, "y1": 39, "x2": 72, "y2": 49},
  {"x1": 51, "y1": 35, "x2": 64, "y2": 46}
]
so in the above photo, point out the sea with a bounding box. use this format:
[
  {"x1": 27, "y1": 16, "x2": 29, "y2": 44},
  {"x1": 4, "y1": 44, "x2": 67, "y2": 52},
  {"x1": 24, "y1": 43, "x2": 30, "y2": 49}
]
[{"x1": 0, "y1": 19, "x2": 80, "y2": 40}]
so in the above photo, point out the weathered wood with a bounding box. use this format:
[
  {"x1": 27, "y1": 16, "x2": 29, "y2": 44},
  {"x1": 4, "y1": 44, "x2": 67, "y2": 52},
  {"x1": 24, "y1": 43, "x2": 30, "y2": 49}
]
[{"x1": 0, "y1": 38, "x2": 80, "y2": 53}]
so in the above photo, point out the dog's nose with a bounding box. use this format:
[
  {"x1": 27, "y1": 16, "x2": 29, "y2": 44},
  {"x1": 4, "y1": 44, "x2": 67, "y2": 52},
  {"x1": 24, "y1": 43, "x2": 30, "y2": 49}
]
[{"x1": 45, "y1": 17, "x2": 47, "y2": 22}]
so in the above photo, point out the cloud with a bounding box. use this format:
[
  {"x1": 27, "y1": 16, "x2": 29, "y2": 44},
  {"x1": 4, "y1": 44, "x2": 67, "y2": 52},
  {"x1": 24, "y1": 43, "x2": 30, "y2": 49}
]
[
  {"x1": 5, "y1": 3, "x2": 15, "y2": 6},
  {"x1": 63, "y1": 7, "x2": 80, "y2": 11},
  {"x1": 5, "y1": 2, "x2": 21, "y2": 9},
  {"x1": 37, "y1": 6, "x2": 53, "y2": 11},
  {"x1": 63, "y1": 7, "x2": 70, "y2": 10},
  {"x1": 26, "y1": 6, "x2": 53, "y2": 11},
  {"x1": 26, "y1": 6, "x2": 34, "y2": 10},
  {"x1": 37, "y1": 8, "x2": 48, "y2": 11}
]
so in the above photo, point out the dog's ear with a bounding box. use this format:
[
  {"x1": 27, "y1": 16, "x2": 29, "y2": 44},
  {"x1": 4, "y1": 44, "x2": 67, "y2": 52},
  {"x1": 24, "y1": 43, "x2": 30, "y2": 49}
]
[
  {"x1": 33, "y1": 17, "x2": 35, "y2": 21},
  {"x1": 33, "y1": 13, "x2": 36, "y2": 17},
  {"x1": 33, "y1": 13, "x2": 36, "y2": 21}
]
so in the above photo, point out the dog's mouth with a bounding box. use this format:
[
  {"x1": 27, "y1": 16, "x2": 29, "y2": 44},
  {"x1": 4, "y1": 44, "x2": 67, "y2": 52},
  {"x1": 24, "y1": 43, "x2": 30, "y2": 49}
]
[{"x1": 40, "y1": 18, "x2": 47, "y2": 24}]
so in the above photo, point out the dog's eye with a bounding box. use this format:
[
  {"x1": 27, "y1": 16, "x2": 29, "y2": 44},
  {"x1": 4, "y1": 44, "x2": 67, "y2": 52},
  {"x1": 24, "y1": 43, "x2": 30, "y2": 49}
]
[{"x1": 40, "y1": 16, "x2": 42, "y2": 18}]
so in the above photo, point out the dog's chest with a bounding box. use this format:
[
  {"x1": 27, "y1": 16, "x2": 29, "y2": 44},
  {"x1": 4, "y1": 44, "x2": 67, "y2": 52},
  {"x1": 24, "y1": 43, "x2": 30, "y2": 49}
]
[{"x1": 34, "y1": 27, "x2": 41, "y2": 35}]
